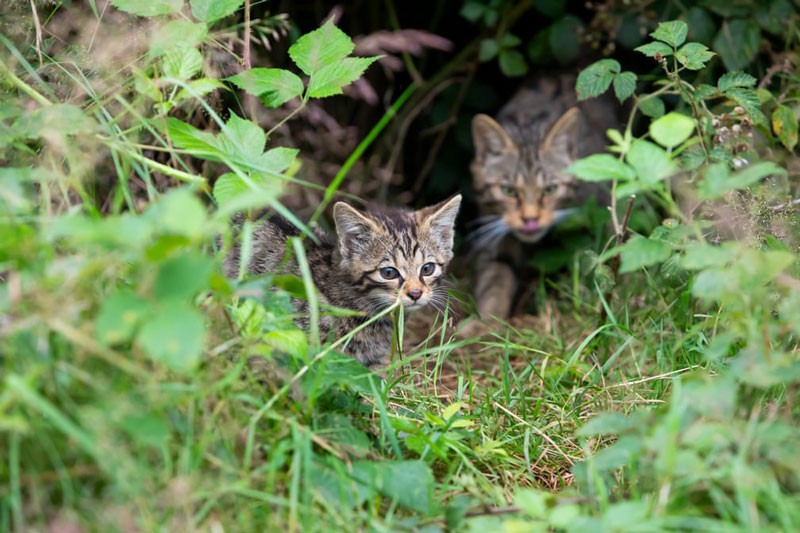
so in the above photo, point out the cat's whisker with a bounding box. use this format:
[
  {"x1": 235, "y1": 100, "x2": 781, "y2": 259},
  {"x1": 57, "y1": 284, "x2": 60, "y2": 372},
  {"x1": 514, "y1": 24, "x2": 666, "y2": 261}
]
[
  {"x1": 468, "y1": 214, "x2": 503, "y2": 228},
  {"x1": 554, "y1": 207, "x2": 579, "y2": 224}
]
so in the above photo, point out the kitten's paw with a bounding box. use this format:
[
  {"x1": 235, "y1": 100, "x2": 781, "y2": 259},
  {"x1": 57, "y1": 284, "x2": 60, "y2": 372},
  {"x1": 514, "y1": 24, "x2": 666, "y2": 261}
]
[{"x1": 455, "y1": 318, "x2": 491, "y2": 340}]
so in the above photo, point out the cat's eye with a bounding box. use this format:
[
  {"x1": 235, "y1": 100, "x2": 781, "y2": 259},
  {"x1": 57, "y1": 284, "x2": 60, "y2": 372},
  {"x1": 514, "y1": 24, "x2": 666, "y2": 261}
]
[
  {"x1": 420, "y1": 262, "x2": 436, "y2": 276},
  {"x1": 500, "y1": 185, "x2": 516, "y2": 197},
  {"x1": 379, "y1": 266, "x2": 400, "y2": 280},
  {"x1": 543, "y1": 183, "x2": 558, "y2": 195}
]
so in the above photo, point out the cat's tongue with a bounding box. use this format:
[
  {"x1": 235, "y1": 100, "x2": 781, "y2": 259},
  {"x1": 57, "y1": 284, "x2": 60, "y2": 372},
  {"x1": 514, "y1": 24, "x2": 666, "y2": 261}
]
[{"x1": 521, "y1": 220, "x2": 540, "y2": 233}]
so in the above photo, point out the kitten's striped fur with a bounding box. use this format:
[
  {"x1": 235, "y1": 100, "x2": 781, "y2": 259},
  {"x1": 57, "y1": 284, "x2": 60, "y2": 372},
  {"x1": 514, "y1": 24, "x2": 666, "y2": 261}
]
[
  {"x1": 225, "y1": 196, "x2": 461, "y2": 368},
  {"x1": 469, "y1": 73, "x2": 617, "y2": 322}
]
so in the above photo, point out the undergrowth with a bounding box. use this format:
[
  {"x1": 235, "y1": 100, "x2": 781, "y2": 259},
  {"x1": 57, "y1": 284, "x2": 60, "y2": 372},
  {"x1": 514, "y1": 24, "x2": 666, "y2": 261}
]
[{"x1": 2, "y1": 2, "x2": 800, "y2": 532}]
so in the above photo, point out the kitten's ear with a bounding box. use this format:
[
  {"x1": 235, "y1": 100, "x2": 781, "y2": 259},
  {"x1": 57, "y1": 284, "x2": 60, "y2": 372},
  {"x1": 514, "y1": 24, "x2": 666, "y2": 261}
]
[
  {"x1": 472, "y1": 114, "x2": 515, "y2": 162},
  {"x1": 418, "y1": 195, "x2": 462, "y2": 251},
  {"x1": 541, "y1": 107, "x2": 582, "y2": 167},
  {"x1": 333, "y1": 202, "x2": 378, "y2": 259}
]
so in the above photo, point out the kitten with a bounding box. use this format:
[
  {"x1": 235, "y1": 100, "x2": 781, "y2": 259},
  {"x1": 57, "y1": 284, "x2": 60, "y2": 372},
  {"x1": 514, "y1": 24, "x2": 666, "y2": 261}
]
[
  {"x1": 224, "y1": 196, "x2": 462, "y2": 368},
  {"x1": 467, "y1": 73, "x2": 618, "y2": 324}
]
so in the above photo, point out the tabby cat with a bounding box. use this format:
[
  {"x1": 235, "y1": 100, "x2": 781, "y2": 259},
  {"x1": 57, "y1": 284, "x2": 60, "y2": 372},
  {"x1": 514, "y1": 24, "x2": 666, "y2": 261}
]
[
  {"x1": 467, "y1": 73, "x2": 617, "y2": 323},
  {"x1": 224, "y1": 196, "x2": 462, "y2": 368}
]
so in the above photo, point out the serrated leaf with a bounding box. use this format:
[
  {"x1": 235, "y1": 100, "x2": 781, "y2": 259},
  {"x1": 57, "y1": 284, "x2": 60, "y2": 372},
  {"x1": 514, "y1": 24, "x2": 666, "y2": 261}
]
[
  {"x1": 498, "y1": 49, "x2": 528, "y2": 77},
  {"x1": 649, "y1": 112, "x2": 696, "y2": 148},
  {"x1": 717, "y1": 71, "x2": 757, "y2": 92},
  {"x1": 698, "y1": 162, "x2": 786, "y2": 199},
  {"x1": 772, "y1": 104, "x2": 798, "y2": 150},
  {"x1": 634, "y1": 41, "x2": 673, "y2": 58},
  {"x1": 166, "y1": 118, "x2": 220, "y2": 158},
  {"x1": 306, "y1": 56, "x2": 380, "y2": 98},
  {"x1": 650, "y1": 20, "x2": 688, "y2": 47},
  {"x1": 713, "y1": 19, "x2": 761, "y2": 71},
  {"x1": 95, "y1": 291, "x2": 151, "y2": 344},
  {"x1": 639, "y1": 96, "x2": 665, "y2": 118},
  {"x1": 137, "y1": 302, "x2": 206, "y2": 373},
  {"x1": 110, "y1": 0, "x2": 182, "y2": 16},
  {"x1": 175, "y1": 78, "x2": 225, "y2": 102},
  {"x1": 675, "y1": 42, "x2": 715, "y2": 70},
  {"x1": 613, "y1": 71, "x2": 637, "y2": 103},
  {"x1": 565, "y1": 154, "x2": 635, "y2": 182},
  {"x1": 145, "y1": 188, "x2": 207, "y2": 237},
  {"x1": 258, "y1": 147, "x2": 299, "y2": 174},
  {"x1": 190, "y1": 0, "x2": 243, "y2": 22},
  {"x1": 626, "y1": 139, "x2": 675, "y2": 184},
  {"x1": 163, "y1": 45, "x2": 203, "y2": 81},
  {"x1": 149, "y1": 20, "x2": 207, "y2": 59},
  {"x1": 213, "y1": 172, "x2": 279, "y2": 207},
  {"x1": 576, "y1": 59, "x2": 620, "y2": 100},
  {"x1": 441, "y1": 402, "x2": 466, "y2": 422},
  {"x1": 289, "y1": 19, "x2": 355, "y2": 76},
  {"x1": 724, "y1": 87, "x2": 765, "y2": 123},
  {"x1": 620, "y1": 235, "x2": 672, "y2": 272},
  {"x1": 350, "y1": 460, "x2": 433, "y2": 514},
  {"x1": 220, "y1": 113, "x2": 266, "y2": 163},
  {"x1": 694, "y1": 84, "x2": 718, "y2": 100},
  {"x1": 227, "y1": 68, "x2": 304, "y2": 107}
]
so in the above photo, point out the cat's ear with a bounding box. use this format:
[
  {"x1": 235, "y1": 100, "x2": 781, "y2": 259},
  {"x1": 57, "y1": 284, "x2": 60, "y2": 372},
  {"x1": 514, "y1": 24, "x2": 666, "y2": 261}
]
[
  {"x1": 418, "y1": 195, "x2": 462, "y2": 251},
  {"x1": 472, "y1": 115, "x2": 515, "y2": 161},
  {"x1": 333, "y1": 202, "x2": 378, "y2": 259},
  {"x1": 541, "y1": 107, "x2": 582, "y2": 167}
]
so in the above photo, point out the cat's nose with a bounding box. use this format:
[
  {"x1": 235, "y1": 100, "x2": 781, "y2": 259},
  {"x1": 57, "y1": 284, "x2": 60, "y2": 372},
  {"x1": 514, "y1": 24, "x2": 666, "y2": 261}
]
[{"x1": 407, "y1": 289, "x2": 423, "y2": 301}]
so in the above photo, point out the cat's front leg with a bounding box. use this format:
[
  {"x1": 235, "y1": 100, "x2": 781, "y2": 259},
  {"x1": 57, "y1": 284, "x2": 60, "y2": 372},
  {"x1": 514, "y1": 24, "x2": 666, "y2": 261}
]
[{"x1": 458, "y1": 261, "x2": 517, "y2": 338}]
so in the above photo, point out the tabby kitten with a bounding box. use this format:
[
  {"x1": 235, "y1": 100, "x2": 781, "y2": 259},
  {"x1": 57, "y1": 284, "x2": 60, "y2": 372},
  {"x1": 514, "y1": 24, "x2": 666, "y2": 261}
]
[
  {"x1": 224, "y1": 196, "x2": 462, "y2": 368},
  {"x1": 468, "y1": 73, "x2": 617, "y2": 322}
]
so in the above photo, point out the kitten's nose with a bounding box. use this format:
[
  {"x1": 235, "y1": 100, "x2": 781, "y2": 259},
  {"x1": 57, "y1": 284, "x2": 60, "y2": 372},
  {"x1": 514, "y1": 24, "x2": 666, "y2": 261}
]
[{"x1": 407, "y1": 289, "x2": 423, "y2": 301}]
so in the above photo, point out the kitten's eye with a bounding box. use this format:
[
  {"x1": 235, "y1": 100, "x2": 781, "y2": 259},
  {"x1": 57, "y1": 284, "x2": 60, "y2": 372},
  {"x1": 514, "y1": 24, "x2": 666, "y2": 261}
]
[
  {"x1": 499, "y1": 185, "x2": 516, "y2": 197},
  {"x1": 420, "y1": 262, "x2": 436, "y2": 276},
  {"x1": 543, "y1": 183, "x2": 558, "y2": 195},
  {"x1": 379, "y1": 266, "x2": 400, "y2": 280}
]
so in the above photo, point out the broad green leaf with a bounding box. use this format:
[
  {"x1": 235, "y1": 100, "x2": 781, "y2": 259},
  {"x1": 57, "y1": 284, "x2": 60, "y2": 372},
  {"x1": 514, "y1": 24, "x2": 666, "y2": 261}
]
[
  {"x1": 213, "y1": 172, "x2": 280, "y2": 208},
  {"x1": 258, "y1": 147, "x2": 299, "y2": 174},
  {"x1": 174, "y1": 78, "x2": 225, "y2": 102},
  {"x1": 755, "y1": 0, "x2": 793, "y2": 35},
  {"x1": 165, "y1": 118, "x2": 220, "y2": 158},
  {"x1": 190, "y1": 0, "x2": 244, "y2": 22},
  {"x1": 306, "y1": 56, "x2": 380, "y2": 98},
  {"x1": 351, "y1": 460, "x2": 433, "y2": 514},
  {"x1": 145, "y1": 188, "x2": 207, "y2": 237},
  {"x1": 263, "y1": 329, "x2": 308, "y2": 358},
  {"x1": 149, "y1": 20, "x2": 207, "y2": 59},
  {"x1": 137, "y1": 302, "x2": 206, "y2": 373},
  {"x1": 675, "y1": 42, "x2": 715, "y2": 70},
  {"x1": 626, "y1": 139, "x2": 675, "y2": 184},
  {"x1": 686, "y1": 6, "x2": 717, "y2": 43},
  {"x1": 0, "y1": 167, "x2": 33, "y2": 213},
  {"x1": 717, "y1": 71, "x2": 757, "y2": 92},
  {"x1": 699, "y1": 162, "x2": 786, "y2": 199},
  {"x1": 612, "y1": 71, "x2": 637, "y2": 103},
  {"x1": 515, "y1": 489, "x2": 549, "y2": 518},
  {"x1": 575, "y1": 59, "x2": 620, "y2": 100},
  {"x1": 549, "y1": 15, "x2": 583, "y2": 65},
  {"x1": 679, "y1": 243, "x2": 737, "y2": 270},
  {"x1": 220, "y1": 113, "x2": 266, "y2": 162},
  {"x1": 14, "y1": 104, "x2": 96, "y2": 138},
  {"x1": 498, "y1": 49, "x2": 528, "y2": 77},
  {"x1": 724, "y1": 87, "x2": 764, "y2": 123},
  {"x1": 163, "y1": 45, "x2": 203, "y2": 81},
  {"x1": 650, "y1": 20, "x2": 688, "y2": 47},
  {"x1": 441, "y1": 402, "x2": 466, "y2": 422},
  {"x1": 566, "y1": 154, "x2": 635, "y2": 182},
  {"x1": 772, "y1": 104, "x2": 798, "y2": 150},
  {"x1": 694, "y1": 84, "x2": 718, "y2": 100},
  {"x1": 227, "y1": 68, "x2": 304, "y2": 107},
  {"x1": 289, "y1": 19, "x2": 355, "y2": 76},
  {"x1": 478, "y1": 39, "x2": 499, "y2": 62},
  {"x1": 153, "y1": 252, "x2": 214, "y2": 301},
  {"x1": 639, "y1": 96, "x2": 665, "y2": 118},
  {"x1": 119, "y1": 413, "x2": 170, "y2": 448},
  {"x1": 95, "y1": 291, "x2": 151, "y2": 344},
  {"x1": 110, "y1": 0, "x2": 182, "y2": 16},
  {"x1": 577, "y1": 412, "x2": 638, "y2": 437},
  {"x1": 634, "y1": 41, "x2": 673, "y2": 58},
  {"x1": 587, "y1": 435, "x2": 642, "y2": 471},
  {"x1": 649, "y1": 112, "x2": 696, "y2": 148},
  {"x1": 713, "y1": 19, "x2": 761, "y2": 71},
  {"x1": 692, "y1": 267, "x2": 740, "y2": 301},
  {"x1": 619, "y1": 235, "x2": 672, "y2": 272}
]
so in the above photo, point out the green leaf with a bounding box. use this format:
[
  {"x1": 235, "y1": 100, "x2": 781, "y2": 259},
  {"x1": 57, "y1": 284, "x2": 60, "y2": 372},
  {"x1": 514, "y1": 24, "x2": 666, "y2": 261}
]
[
  {"x1": 163, "y1": 45, "x2": 203, "y2": 81},
  {"x1": 0, "y1": 167, "x2": 33, "y2": 213},
  {"x1": 166, "y1": 118, "x2": 220, "y2": 158},
  {"x1": 755, "y1": 0, "x2": 794, "y2": 35},
  {"x1": 220, "y1": 113, "x2": 266, "y2": 162},
  {"x1": 149, "y1": 20, "x2": 207, "y2": 59},
  {"x1": 626, "y1": 139, "x2": 675, "y2": 184},
  {"x1": 694, "y1": 84, "x2": 718, "y2": 100},
  {"x1": 634, "y1": 41, "x2": 673, "y2": 58},
  {"x1": 289, "y1": 19, "x2": 355, "y2": 76},
  {"x1": 153, "y1": 252, "x2": 214, "y2": 301},
  {"x1": 725, "y1": 87, "x2": 764, "y2": 123},
  {"x1": 649, "y1": 112, "x2": 696, "y2": 148},
  {"x1": 498, "y1": 49, "x2": 528, "y2": 77},
  {"x1": 712, "y1": 19, "x2": 761, "y2": 71},
  {"x1": 612, "y1": 71, "x2": 637, "y2": 103},
  {"x1": 262, "y1": 330, "x2": 308, "y2": 358},
  {"x1": 650, "y1": 20, "x2": 688, "y2": 47},
  {"x1": 576, "y1": 59, "x2": 620, "y2": 100},
  {"x1": 137, "y1": 302, "x2": 206, "y2": 373},
  {"x1": 258, "y1": 147, "x2": 299, "y2": 174},
  {"x1": 577, "y1": 412, "x2": 638, "y2": 437},
  {"x1": 190, "y1": 0, "x2": 243, "y2": 22},
  {"x1": 145, "y1": 188, "x2": 207, "y2": 237},
  {"x1": 351, "y1": 460, "x2": 433, "y2": 514},
  {"x1": 109, "y1": 0, "x2": 182, "y2": 16},
  {"x1": 772, "y1": 104, "x2": 798, "y2": 150},
  {"x1": 213, "y1": 172, "x2": 279, "y2": 208},
  {"x1": 566, "y1": 154, "x2": 635, "y2": 182},
  {"x1": 639, "y1": 96, "x2": 665, "y2": 118},
  {"x1": 306, "y1": 56, "x2": 380, "y2": 98},
  {"x1": 698, "y1": 162, "x2": 786, "y2": 199},
  {"x1": 478, "y1": 39, "x2": 499, "y2": 62},
  {"x1": 14, "y1": 104, "x2": 96, "y2": 139},
  {"x1": 619, "y1": 235, "x2": 672, "y2": 272},
  {"x1": 227, "y1": 68, "x2": 304, "y2": 107},
  {"x1": 95, "y1": 291, "x2": 151, "y2": 344},
  {"x1": 717, "y1": 71, "x2": 757, "y2": 92},
  {"x1": 549, "y1": 15, "x2": 583, "y2": 65},
  {"x1": 174, "y1": 78, "x2": 225, "y2": 102},
  {"x1": 675, "y1": 42, "x2": 715, "y2": 70}
]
